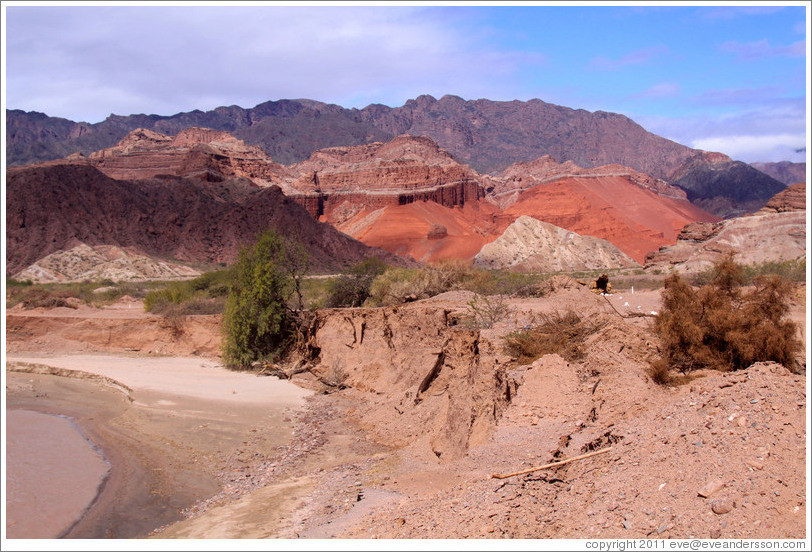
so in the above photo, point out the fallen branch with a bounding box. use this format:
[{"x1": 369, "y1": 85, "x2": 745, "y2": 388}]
[{"x1": 490, "y1": 447, "x2": 612, "y2": 479}]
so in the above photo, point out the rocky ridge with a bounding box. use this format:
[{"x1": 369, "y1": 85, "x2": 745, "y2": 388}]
[
  {"x1": 750, "y1": 161, "x2": 806, "y2": 186},
  {"x1": 7, "y1": 95, "x2": 788, "y2": 216},
  {"x1": 473, "y1": 216, "x2": 640, "y2": 272},
  {"x1": 5, "y1": 162, "x2": 405, "y2": 277},
  {"x1": 644, "y1": 184, "x2": 806, "y2": 272},
  {"x1": 644, "y1": 212, "x2": 806, "y2": 273},
  {"x1": 11, "y1": 243, "x2": 202, "y2": 283},
  {"x1": 757, "y1": 183, "x2": 806, "y2": 214},
  {"x1": 10, "y1": 129, "x2": 719, "y2": 275}
]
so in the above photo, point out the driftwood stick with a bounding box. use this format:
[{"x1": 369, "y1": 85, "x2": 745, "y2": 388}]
[{"x1": 490, "y1": 447, "x2": 613, "y2": 480}]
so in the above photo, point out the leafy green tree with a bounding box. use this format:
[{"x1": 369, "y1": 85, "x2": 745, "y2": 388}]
[{"x1": 221, "y1": 229, "x2": 308, "y2": 369}]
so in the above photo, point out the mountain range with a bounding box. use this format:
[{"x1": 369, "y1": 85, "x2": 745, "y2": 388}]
[
  {"x1": 6, "y1": 95, "x2": 795, "y2": 218},
  {"x1": 5, "y1": 96, "x2": 805, "y2": 282}
]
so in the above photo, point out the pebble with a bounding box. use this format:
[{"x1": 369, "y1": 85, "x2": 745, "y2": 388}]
[
  {"x1": 698, "y1": 479, "x2": 726, "y2": 498},
  {"x1": 744, "y1": 459, "x2": 764, "y2": 470},
  {"x1": 711, "y1": 498, "x2": 735, "y2": 515},
  {"x1": 623, "y1": 520, "x2": 632, "y2": 530},
  {"x1": 710, "y1": 527, "x2": 722, "y2": 539}
]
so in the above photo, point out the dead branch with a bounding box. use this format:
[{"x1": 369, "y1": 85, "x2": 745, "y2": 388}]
[{"x1": 490, "y1": 446, "x2": 613, "y2": 479}]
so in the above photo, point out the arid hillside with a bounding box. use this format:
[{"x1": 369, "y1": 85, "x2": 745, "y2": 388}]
[
  {"x1": 9, "y1": 130, "x2": 721, "y2": 277},
  {"x1": 6, "y1": 273, "x2": 805, "y2": 540},
  {"x1": 645, "y1": 184, "x2": 807, "y2": 273},
  {"x1": 5, "y1": 162, "x2": 403, "y2": 277},
  {"x1": 7, "y1": 95, "x2": 788, "y2": 216}
]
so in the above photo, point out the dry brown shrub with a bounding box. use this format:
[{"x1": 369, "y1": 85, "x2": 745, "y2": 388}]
[
  {"x1": 653, "y1": 254, "x2": 801, "y2": 380},
  {"x1": 504, "y1": 310, "x2": 605, "y2": 364}
]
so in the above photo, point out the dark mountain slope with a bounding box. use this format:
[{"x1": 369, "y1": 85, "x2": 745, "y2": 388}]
[{"x1": 5, "y1": 163, "x2": 402, "y2": 275}]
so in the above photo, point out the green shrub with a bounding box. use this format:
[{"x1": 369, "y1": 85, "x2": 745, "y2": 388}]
[
  {"x1": 367, "y1": 260, "x2": 474, "y2": 306},
  {"x1": 464, "y1": 293, "x2": 512, "y2": 329},
  {"x1": 653, "y1": 255, "x2": 801, "y2": 379},
  {"x1": 143, "y1": 270, "x2": 231, "y2": 313},
  {"x1": 690, "y1": 257, "x2": 806, "y2": 286},
  {"x1": 221, "y1": 229, "x2": 307, "y2": 369},
  {"x1": 325, "y1": 257, "x2": 388, "y2": 308}
]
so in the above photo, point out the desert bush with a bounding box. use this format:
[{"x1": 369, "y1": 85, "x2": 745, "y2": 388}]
[
  {"x1": 143, "y1": 270, "x2": 232, "y2": 314},
  {"x1": 504, "y1": 310, "x2": 605, "y2": 364},
  {"x1": 15, "y1": 287, "x2": 78, "y2": 309},
  {"x1": 690, "y1": 257, "x2": 806, "y2": 286},
  {"x1": 221, "y1": 229, "x2": 308, "y2": 369},
  {"x1": 464, "y1": 293, "x2": 512, "y2": 329},
  {"x1": 653, "y1": 255, "x2": 801, "y2": 378},
  {"x1": 325, "y1": 257, "x2": 388, "y2": 308},
  {"x1": 367, "y1": 260, "x2": 471, "y2": 306}
]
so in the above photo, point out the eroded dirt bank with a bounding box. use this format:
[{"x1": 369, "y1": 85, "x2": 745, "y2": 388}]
[{"x1": 5, "y1": 282, "x2": 807, "y2": 540}]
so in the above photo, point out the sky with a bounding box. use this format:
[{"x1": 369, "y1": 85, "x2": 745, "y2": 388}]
[{"x1": 2, "y1": 1, "x2": 809, "y2": 164}]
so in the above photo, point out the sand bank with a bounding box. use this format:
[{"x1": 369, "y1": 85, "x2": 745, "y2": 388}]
[{"x1": 5, "y1": 354, "x2": 313, "y2": 539}]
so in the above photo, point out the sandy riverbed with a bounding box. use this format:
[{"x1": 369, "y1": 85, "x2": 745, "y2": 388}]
[{"x1": 5, "y1": 354, "x2": 312, "y2": 539}]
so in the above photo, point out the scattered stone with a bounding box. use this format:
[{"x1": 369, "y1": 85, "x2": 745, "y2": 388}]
[
  {"x1": 698, "y1": 479, "x2": 726, "y2": 498},
  {"x1": 710, "y1": 527, "x2": 722, "y2": 539},
  {"x1": 744, "y1": 459, "x2": 764, "y2": 470},
  {"x1": 711, "y1": 498, "x2": 735, "y2": 515}
]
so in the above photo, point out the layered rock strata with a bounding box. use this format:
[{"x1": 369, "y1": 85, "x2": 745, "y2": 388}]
[{"x1": 474, "y1": 216, "x2": 639, "y2": 272}]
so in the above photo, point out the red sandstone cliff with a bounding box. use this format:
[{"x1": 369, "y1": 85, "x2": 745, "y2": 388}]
[
  {"x1": 79, "y1": 127, "x2": 291, "y2": 185},
  {"x1": 284, "y1": 135, "x2": 485, "y2": 220}
]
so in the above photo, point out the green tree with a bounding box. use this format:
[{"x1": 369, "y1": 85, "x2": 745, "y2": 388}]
[{"x1": 221, "y1": 229, "x2": 308, "y2": 369}]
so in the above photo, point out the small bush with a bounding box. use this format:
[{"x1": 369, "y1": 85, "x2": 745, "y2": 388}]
[
  {"x1": 653, "y1": 255, "x2": 801, "y2": 378},
  {"x1": 325, "y1": 257, "x2": 388, "y2": 308},
  {"x1": 504, "y1": 310, "x2": 605, "y2": 364},
  {"x1": 143, "y1": 270, "x2": 232, "y2": 314},
  {"x1": 367, "y1": 260, "x2": 470, "y2": 306},
  {"x1": 690, "y1": 257, "x2": 806, "y2": 286},
  {"x1": 464, "y1": 294, "x2": 512, "y2": 329}
]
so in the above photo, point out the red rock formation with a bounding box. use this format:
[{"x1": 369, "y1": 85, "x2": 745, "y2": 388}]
[
  {"x1": 10, "y1": 129, "x2": 721, "y2": 272},
  {"x1": 489, "y1": 155, "x2": 687, "y2": 203},
  {"x1": 332, "y1": 200, "x2": 501, "y2": 264},
  {"x1": 5, "y1": 163, "x2": 405, "y2": 275},
  {"x1": 757, "y1": 183, "x2": 806, "y2": 214},
  {"x1": 285, "y1": 135, "x2": 486, "y2": 218},
  {"x1": 82, "y1": 127, "x2": 290, "y2": 184},
  {"x1": 499, "y1": 175, "x2": 719, "y2": 264}
]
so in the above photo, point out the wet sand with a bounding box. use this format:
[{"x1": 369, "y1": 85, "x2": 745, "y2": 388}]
[
  {"x1": 5, "y1": 354, "x2": 312, "y2": 539},
  {"x1": 5, "y1": 409, "x2": 110, "y2": 539}
]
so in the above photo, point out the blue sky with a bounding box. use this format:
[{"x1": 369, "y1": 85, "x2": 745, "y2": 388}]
[{"x1": 2, "y1": 2, "x2": 808, "y2": 163}]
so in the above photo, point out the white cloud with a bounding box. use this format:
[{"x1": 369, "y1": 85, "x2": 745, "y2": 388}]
[
  {"x1": 634, "y1": 82, "x2": 680, "y2": 99},
  {"x1": 691, "y1": 134, "x2": 807, "y2": 163},
  {"x1": 4, "y1": 6, "x2": 545, "y2": 122},
  {"x1": 634, "y1": 96, "x2": 807, "y2": 163}
]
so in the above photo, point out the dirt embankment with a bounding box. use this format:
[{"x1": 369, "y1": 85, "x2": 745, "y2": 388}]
[{"x1": 5, "y1": 297, "x2": 222, "y2": 357}]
